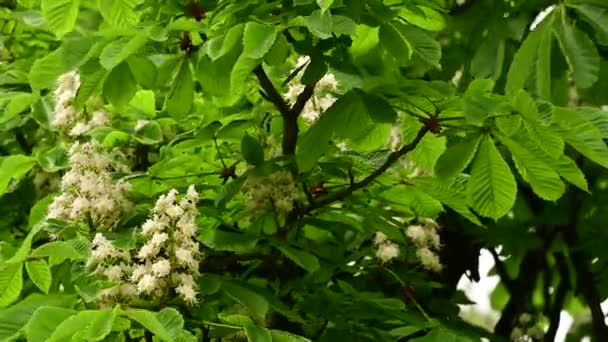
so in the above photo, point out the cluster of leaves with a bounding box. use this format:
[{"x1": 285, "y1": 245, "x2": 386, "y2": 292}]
[{"x1": 0, "y1": 0, "x2": 607, "y2": 341}]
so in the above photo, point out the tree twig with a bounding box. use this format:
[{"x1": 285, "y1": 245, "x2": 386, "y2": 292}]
[
  {"x1": 545, "y1": 252, "x2": 570, "y2": 342},
  {"x1": 300, "y1": 126, "x2": 429, "y2": 214},
  {"x1": 489, "y1": 248, "x2": 515, "y2": 293}
]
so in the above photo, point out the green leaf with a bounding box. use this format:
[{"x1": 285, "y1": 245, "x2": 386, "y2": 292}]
[
  {"x1": 505, "y1": 29, "x2": 541, "y2": 95},
  {"x1": 0, "y1": 155, "x2": 36, "y2": 196},
  {"x1": 103, "y1": 61, "x2": 137, "y2": 109},
  {"x1": 410, "y1": 328, "x2": 473, "y2": 342},
  {"x1": 199, "y1": 228, "x2": 259, "y2": 253},
  {"x1": 316, "y1": 0, "x2": 334, "y2": 12},
  {"x1": 124, "y1": 308, "x2": 185, "y2": 342},
  {"x1": 4, "y1": 93, "x2": 36, "y2": 122},
  {"x1": 243, "y1": 321, "x2": 271, "y2": 342},
  {"x1": 127, "y1": 56, "x2": 158, "y2": 89},
  {"x1": 499, "y1": 136, "x2": 565, "y2": 201},
  {"x1": 414, "y1": 177, "x2": 482, "y2": 226},
  {"x1": 553, "y1": 107, "x2": 608, "y2": 168},
  {"x1": 166, "y1": 58, "x2": 194, "y2": 118},
  {"x1": 100, "y1": 33, "x2": 148, "y2": 70},
  {"x1": 25, "y1": 260, "x2": 52, "y2": 294},
  {"x1": 25, "y1": 306, "x2": 76, "y2": 342},
  {"x1": 536, "y1": 27, "x2": 553, "y2": 99},
  {"x1": 223, "y1": 281, "x2": 269, "y2": 318},
  {"x1": 471, "y1": 38, "x2": 505, "y2": 80},
  {"x1": 99, "y1": 0, "x2": 141, "y2": 28},
  {"x1": 275, "y1": 245, "x2": 320, "y2": 273},
  {"x1": 570, "y1": 4, "x2": 608, "y2": 46},
  {"x1": 467, "y1": 135, "x2": 517, "y2": 219},
  {"x1": 243, "y1": 22, "x2": 277, "y2": 59},
  {"x1": 554, "y1": 15, "x2": 600, "y2": 89},
  {"x1": 380, "y1": 21, "x2": 441, "y2": 67},
  {"x1": 270, "y1": 330, "x2": 311, "y2": 342},
  {"x1": 435, "y1": 134, "x2": 482, "y2": 179},
  {"x1": 0, "y1": 294, "x2": 77, "y2": 342},
  {"x1": 0, "y1": 263, "x2": 23, "y2": 308},
  {"x1": 29, "y1": 50, "x2": 64, "y2": 91},
  {"x1": 47, "y1": 309, "x2": 116, "y2": 342},
  {"x1": 379, "y1": 22, "x2": 411, "y2": 64},
  {"x1": 241, "y1": 134, "x2": 264, "y2": 166},
  {"x1": 134, "y1": 120, "x2": 162, "y2": 145},
  {"x1": 75, "y1": 59, "x2": 108, "y2": 107},
  {"x1": 214, "y1": 177, "x2": 246, "y2": 208},
  {"x1": 399, "y1": 5, "x2": 446, "y2": 31},
  {"x1": 31, "y1": 241, "x2": 83, "y2": 267},
  {"x1": 41, "y1": 0, "x2": 80, "y2": 38},
  {"x1": 129, "y1": 90, "x2": 156, "y2": 117}
]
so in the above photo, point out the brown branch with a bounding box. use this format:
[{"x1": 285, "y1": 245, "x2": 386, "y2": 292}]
[
  {"x1": 254, "y1": 65, "x2": 290, "y2": 116},
  {"x1": 300, "y1": 126, "x2": 429, "y2": 214},
  {"x1": 254, "y1": 65, "x2": 317, "y2": 156},
  {"x1": 545, "y1": 252, "x2": 570, "y2": 342}
]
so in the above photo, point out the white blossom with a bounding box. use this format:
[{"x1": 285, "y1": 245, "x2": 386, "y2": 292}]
[
  {"x1": 376, "y1": 240, "x2": 400, "y2": 263},
  {"x1": 104, "y1": 265, "x2": 123, "y2": 282},
  {"x1": 47, "y1": 141, "x2": 131, "y2": 230},
  {"x1": 176, "y1": 283, "x2": 198, "y2": 304},
  {"x1": 416, "y1": 247, "x2": 442, "y2": 272},
  {"x1": 151, "y1": 258, "x2": 171, "y2": 277},
  {"x1": 137, "y1": 274, "x2": 158, "y2": 294},
  {"x1": 282, "y1": 55, "x2": 339, "y2": 123}
]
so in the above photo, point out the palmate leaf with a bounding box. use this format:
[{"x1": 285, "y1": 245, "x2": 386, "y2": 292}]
[
  {"x1": 25, "y1": 259, "x2": 52, "y2": 294},
  {"x1": 25, "y1": 306, "x2": 77, "y2": 342},
  {"x1": 41, "y1": 0, "x2": 80, "y2": 38},
  {"x1": 569, "y1": 3, "x2": 608, "y2": 45},
  {"x1": 435, "y1": 134, "x2": 482, "y2": 179},
  {"x1": 511, "y1": 125, "x2": 589, "y2": 192},
  {"x1": 125, "y1": 308, "x2": 186, "y2": 342},
  {"x1": 0, "y1": 263, "x2": 23, "y2": 308},
  {"x1": 379, "y1": 21, "x2": 441, "y2": 67},
  {"x1": 47, "y1": 309, "x2": 116, "y2": 342},
  {"x1": 554, "y1": 13, "x2": 600, "y2": 89},
  {"x1": 466, "y1": 135, "x2": 517, "y2": 220},
  {"x1": 99, "y1": 0, "x2": 142, "y2": 28},
  {"x1": 553, "y1": 107, "x2": 608, "y2": 168},
  {"x1": 505, "y1": 28, "x2": 542, "y2": 95},
  {"x1": 498, "y1": 135, "x2": 565, "y2": 201}
]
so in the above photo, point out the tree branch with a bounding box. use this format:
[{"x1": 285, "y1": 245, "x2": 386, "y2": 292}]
[
  {"x1": 489, "y1": 248, "x2": 515, "y2": 293},
  {"x1": 545, "y1": 252, "x2": 570, "y2": 342},
  {"x1": 254, "y1": 65, "x2": 290, "y2": 116},
  {"x1": 301, "y1": 126, "x2": 429, "y2": 214},
  {"x1": 254, "y1": 65, "x2": 317, "y2": 156}
]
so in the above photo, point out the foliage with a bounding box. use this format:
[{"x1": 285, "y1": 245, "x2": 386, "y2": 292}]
[{"x1": 0, "y1": 0, "x2": 607, "y2": 341}]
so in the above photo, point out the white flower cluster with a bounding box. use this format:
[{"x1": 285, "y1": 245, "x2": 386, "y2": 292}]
[
  {"x1": 405, "y1": 218, "x2": 443, "y2": 272},
  {"x1": 89, "y1": 233, "x2": 138, "y2": 306},
  {"x1": 510, "y1": 313, "x2": 544, "y2": 341},
  {"x1": 131, "y1": 186, "x2": 201, "y2": 304},
  {"x1": 373, "y1": 232, "x2": 400, "y2": 263},
  {"x1": 88, "y1": 186, "x2": 202, "y2": 305},
  {"x1": 283, "y1": 56, "x2": 339, "y2": 122},
  {"x1": 243, "y1": 170, "x2": 299, "y2": 217},
  {"x1": 47, "y1": 141, "x2": 131, "y2": 230},
  {"x1": 53, "y1": 71, "x2": 110, "y2": 136}
]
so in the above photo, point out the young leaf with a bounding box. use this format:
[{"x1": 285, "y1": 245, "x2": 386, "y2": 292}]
[
  {"x1": 25, "y1": 306, "x2": 77, "y2": 342},
  {"x1": 25, "y1": 260, "x2": 52, "y2": 294},
  {"x1": 0, "y1": 262, "x2": 23, "y2": 307},
  {"x1": 0, "y1": 155, "x2": 36, "y2": 196},
  {"x1": 99, "y1": 0, "x2": 141, "y2": 28},
  {"x1": 47, "y1": 309, "x2": 116, "y2": 342},
  {"x1": 275, "y1": 245, "x2": 321, "y2": 273},
  {"x1": 554, "y1": 15, "x2": 600, "y2": 89},
  {"x1": 29, "y1": 50, "x2": 64, "y2": 91},
  {"x1": 244, "y1": 321, "x2": 272, "y2": 342},
  {"x1": 243, "y1": 22, "x2": 277, "y2": 59},
  {"x1": 553, "y1": 107, "x2": 608, "y2": 168},
  {"x1": 467, "y1": 135, "x2": 517, "y2": 219},
  {"x1": 241, "y1": 133, "x2": 264, "y2": 166},
  {"x1": 505, "y1": 29, "x2": 541, "y2": 94},
  {"x1": 223, "y1": 281, "x2": 269, "y2": 318},
  {"x1": 166, "y1": 58, "x2": 194, "y2": 118},
  {"x1": 31, "y1": 241, "x2": 83, "y2": 267},
  {"x1": 103, "y1": 61, "x2": 137, "y2": 109},
  {"x1": 41, "y1": 0, "x2": 80, "y2": 38},
  {"x1": 499, "y1": 136, "x2": 565, "y2": 201},
  {"x1": 435, "y1": 134, "x2": 482, "y2": 179},
  {"x1": 124, "y1": 308, "x2": 185, "y2": 342},
  {"x1": 100, "y1": 33, "x2": 148, "y2": 70}
]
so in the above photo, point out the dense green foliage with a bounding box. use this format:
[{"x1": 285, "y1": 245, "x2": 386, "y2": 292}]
[{"x1": 0, "y1": 0, "x2": 607, "y2": 341}]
